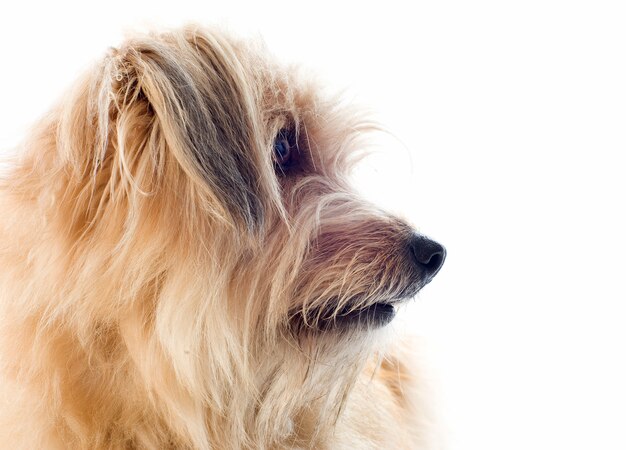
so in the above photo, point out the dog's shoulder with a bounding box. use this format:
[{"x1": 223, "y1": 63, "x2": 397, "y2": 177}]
[{"x1": 330, "y1": 338, "x2": 444, "y2": 450}]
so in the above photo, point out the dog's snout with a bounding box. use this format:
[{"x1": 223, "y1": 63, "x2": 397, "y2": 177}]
[{"x1": 409, "y1": 234, "x2": 446, "y2": 284}]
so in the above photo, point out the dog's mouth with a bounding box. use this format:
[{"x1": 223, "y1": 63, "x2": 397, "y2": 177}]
[
  {"x1": 291, "y1": 300, "x2": 397, "y2": 332},
  {"x1": 333, "y1": 302, "x2": 396, "y2": 328}
]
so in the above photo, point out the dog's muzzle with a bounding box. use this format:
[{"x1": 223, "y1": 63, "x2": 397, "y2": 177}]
[
  {"x1": 336, "y1": 234, "x2": 446, "y2": 328},
  {"x1": 295, "y1": 234, "x2": 446, "y2": 332}
]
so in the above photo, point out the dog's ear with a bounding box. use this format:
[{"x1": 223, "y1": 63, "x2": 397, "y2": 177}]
[
  {"x1": 60, "y1": 31, "x2": 269, "y2": 232},
  {"x1": 124, "y1": 34, "x2": 269, "y2": 231}
]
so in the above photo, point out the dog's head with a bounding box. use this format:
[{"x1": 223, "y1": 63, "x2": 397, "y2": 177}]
[{"x1": 17, "y1": 26, "x2": 445, "y2": 446}]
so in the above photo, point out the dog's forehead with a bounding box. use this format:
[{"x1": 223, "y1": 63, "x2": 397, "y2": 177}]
[
  {"x1": 138, "y1": 28, "x2": 366, "y2": 187},
  {"x1": 236, "y1": 50, "x2": 365, "y2": 167}
]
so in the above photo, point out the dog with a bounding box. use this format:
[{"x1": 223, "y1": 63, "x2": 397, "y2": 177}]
[{"x1": 0, "y1": 26, "x2": 446, "y2": 449}]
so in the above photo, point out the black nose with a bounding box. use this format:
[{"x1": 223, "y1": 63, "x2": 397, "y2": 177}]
[{"x1": 409, "y1": 234, "x2": 446, "y2": 284}]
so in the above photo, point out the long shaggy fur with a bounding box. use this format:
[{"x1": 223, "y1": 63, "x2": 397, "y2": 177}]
[{"x1": 0, "y1": 26, "x2": 441, "y2": 449}]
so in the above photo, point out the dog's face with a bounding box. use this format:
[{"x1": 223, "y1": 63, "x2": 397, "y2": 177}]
[
  {"x1": 17, "y1": 27, "x2": 445, "y2": 445},
  {"x1": 75, "y1": 28, "x2": 445, "y2": 335}
]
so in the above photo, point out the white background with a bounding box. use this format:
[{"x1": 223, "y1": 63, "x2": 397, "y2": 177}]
[{"x1": 1, "y1": 1, "x2": 625, "y2": 449}]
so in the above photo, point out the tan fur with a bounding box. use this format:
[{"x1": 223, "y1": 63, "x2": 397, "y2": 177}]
[{"x1": 0, "y1": 26, "x2": 441, "y2": 449}]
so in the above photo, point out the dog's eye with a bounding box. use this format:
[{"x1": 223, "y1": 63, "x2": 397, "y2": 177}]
[{"x1": 273, "y1": 129, "x2": 297, "y2": 169}]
